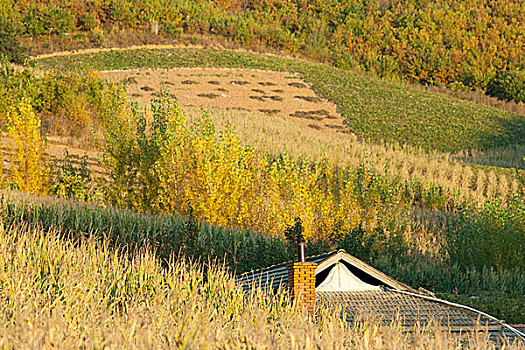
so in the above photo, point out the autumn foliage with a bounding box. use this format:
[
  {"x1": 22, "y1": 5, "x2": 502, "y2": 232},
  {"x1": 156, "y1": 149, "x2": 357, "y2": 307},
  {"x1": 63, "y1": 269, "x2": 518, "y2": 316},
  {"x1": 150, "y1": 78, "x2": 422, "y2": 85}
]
[
  {"x1": 3, "y1": 99, "x2": 48, "y2": 194},
  {"x1": 5, "y1": 0, "x2": 525, "y2": 101},
  {"x1": 102, "y1": 95, "x2": 402, "y2": 239}
]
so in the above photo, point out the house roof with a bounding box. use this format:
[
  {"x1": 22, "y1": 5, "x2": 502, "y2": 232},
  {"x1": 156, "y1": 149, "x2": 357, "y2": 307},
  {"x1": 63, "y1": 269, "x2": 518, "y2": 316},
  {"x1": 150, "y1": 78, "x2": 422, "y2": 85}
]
[
  {"x1": 236, "y1": 250, "x2": 333, "y2": 292},
  {"x1": 235, "y1": 249, "x2": 508, "y2": 334},
  {"x1": 493, "y1": 325, "x2": 525, "y2": 346},
  {"x1": 317, "y1": 290, "x2": 500, "y2": 332},
  {"x1": 237, "y1": 250, "x2": 417, "y2": 294}
]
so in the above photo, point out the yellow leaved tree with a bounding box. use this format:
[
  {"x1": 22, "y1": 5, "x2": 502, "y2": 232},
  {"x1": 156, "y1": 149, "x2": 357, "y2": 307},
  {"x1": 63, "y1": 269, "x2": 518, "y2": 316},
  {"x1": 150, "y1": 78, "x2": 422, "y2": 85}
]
[{"x1": 4, "y1": 99, "x2": 49, "y2": 194}]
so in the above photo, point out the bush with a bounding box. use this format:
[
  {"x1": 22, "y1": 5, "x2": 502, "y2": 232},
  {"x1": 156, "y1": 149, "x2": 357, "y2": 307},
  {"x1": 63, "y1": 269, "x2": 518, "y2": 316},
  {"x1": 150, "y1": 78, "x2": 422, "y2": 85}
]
[
  {"x1": 77, "y1": 12, "x2": 100, "y2": 31},
  {"x1": 486, "y1": 70, "x2": 525, "y2": 103},
  {"x1": 0, "y1": 33, "x2": 27, "y2": 64},
  {"x1": 23, "y1": 4, "x2": 74, "y2": 35},
  {"x1": 101, "y1": 91, "x2": 170, "y2": 211},
  {"x1": 0, "y1": 67, "x2": 118, "y2": 136},
  {"x1": 163, "y1": 20, "x2": 183, "y2": 38}
]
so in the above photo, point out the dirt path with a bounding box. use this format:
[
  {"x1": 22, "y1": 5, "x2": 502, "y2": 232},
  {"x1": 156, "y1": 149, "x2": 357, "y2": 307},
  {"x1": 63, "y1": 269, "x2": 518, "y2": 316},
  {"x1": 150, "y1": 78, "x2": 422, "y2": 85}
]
[
  {"x1": 30, "y1": 43, "x2": 297, "y2": 61},
  {"x1": 31, "y1": 44, "x2": 206, "y2": 60}
]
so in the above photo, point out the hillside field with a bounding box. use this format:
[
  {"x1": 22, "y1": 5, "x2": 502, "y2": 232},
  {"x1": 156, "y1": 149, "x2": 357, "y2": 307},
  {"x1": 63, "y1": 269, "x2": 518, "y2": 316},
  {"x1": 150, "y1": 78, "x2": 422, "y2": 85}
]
[
  {"x1": 32, "y1": 48, "x2": 525, "y2": 155},
  {"x1": 0, "y1": 27, "x2": 524, "y2": 347}
]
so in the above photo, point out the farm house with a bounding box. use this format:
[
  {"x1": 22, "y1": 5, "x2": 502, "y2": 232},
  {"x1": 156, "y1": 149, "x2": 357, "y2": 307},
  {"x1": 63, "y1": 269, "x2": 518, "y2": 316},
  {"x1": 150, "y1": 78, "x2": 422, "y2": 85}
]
[{"x1": 237, "y1": 248, "x2": 525, "y2": 344}]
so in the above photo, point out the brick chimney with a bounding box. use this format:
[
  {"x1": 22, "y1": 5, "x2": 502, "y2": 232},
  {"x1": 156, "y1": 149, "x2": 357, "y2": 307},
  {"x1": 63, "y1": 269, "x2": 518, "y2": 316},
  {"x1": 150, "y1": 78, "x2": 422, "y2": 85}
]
[{"x1": 287, "y1": 241, "x2": 318, "y2": 317}]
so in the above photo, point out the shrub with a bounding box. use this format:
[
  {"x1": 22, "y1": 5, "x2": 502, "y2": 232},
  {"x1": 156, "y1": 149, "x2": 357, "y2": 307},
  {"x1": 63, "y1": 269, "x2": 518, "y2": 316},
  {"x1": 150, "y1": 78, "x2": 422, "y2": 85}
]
[
  {"x1": 0, "y1": 68, "x2": 117, "y2": 136},
  {"x1": 163, "y1": 20, "x2": 184, "y2": 38},
  {"x1": 100, "y1": 90, "x2": 171, "y2": 210},
  {"x1": 486, "y1": 70, "x2": 525, "y2": 103},
  {"x1": 49, "y1": 149, "x2": 98, "y2": 202},
  {"x1": 0, "y1": 33, "x2": 26, "y2": 64},
  {"x1": 22, "y1": 4, "x2": 74, "y2": 35},
  {"x1": 77, "y1": 12, "x2": 99, "y2": 31}
]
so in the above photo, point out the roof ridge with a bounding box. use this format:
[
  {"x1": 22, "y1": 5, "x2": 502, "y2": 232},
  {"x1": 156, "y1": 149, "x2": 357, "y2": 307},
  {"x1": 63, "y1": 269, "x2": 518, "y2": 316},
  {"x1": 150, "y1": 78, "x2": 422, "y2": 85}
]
[{"x1": 237, "y1": 249, "x2": 340, "y2": 277}]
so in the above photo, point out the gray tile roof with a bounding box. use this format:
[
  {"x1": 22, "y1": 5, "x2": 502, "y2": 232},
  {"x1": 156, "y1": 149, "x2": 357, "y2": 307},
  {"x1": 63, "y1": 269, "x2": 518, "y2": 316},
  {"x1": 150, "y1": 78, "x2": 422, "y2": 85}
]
[
  {"x1": 235, "y1": 249, "x2": 521, "y2": 335},
  {"x1": 236, "y1": 251, "x2": 335, "y2": 293},
  {"x1": 493, "y1": 326, "x2": 525, "y2": 346},
  {"x1": 317, "y1": 290, "x2": 500, "y2": 332}
]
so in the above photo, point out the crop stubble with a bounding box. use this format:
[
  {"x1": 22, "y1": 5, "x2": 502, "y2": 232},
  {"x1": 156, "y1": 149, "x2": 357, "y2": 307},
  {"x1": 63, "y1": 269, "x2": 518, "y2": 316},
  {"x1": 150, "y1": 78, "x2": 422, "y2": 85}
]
[{"x1": 101, "y1": 67, "x2": 350, "y2": 136}]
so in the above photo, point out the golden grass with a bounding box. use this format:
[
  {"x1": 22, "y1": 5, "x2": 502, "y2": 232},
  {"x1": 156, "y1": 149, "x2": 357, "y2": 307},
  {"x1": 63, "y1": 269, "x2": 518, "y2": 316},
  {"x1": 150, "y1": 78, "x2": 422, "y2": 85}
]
[
  {"x1": 0, "y1": 222, "x2": 520, "y2": 349},
  {"x1": 182, "y1": 106, "x2": 523, "y2": 206}
]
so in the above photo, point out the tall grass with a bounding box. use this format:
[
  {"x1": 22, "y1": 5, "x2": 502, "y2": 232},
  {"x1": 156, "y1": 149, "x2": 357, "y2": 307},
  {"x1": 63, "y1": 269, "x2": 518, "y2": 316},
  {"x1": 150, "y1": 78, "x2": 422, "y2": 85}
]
[{"x1": 0, "y1": 221, "x2": 521, "y2": 348}]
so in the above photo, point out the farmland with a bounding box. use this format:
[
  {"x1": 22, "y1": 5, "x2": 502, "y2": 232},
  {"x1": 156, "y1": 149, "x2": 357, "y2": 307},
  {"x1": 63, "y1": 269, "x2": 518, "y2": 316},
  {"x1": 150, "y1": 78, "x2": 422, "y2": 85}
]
[
  {"x1": 1, "y1": 211, "x2": 523, "y2": 348},
  {"x1": 33, "y1": 48, "x2": 525, "y2": 154},
  {"x1": 1, "y1": 2, "x2": 525, "y2": 345},
  {"x1": 2, "y1": 51, "x2": 525, "y2": 326}
]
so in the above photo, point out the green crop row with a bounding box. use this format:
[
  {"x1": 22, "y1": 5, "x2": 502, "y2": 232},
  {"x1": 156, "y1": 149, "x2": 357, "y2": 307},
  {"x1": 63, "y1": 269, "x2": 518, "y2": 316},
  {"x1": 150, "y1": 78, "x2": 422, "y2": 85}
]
[{"x1": 0, "y1": 190, "x2": 290, "y2": 274}]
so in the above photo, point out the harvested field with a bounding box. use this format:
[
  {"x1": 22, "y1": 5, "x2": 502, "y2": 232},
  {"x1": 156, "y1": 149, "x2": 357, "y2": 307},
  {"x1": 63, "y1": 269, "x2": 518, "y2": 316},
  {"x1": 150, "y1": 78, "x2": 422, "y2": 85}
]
[{"x1": 101, "y1": 68, "x2": 348, "y2": 135}]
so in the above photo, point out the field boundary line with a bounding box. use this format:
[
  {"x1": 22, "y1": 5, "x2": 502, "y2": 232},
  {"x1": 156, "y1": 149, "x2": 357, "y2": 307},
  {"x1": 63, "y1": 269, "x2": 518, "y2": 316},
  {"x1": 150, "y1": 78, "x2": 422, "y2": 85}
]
[{"x1": 30, "y1": 44, "x2": 208, "y2": 60}]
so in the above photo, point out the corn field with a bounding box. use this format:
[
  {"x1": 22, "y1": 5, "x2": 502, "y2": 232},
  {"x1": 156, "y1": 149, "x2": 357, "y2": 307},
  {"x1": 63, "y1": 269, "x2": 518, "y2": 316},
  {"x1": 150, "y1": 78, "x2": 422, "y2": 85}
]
[
  {"x1": 0, "y1": 221, "x2": 521, "y2": 349},
  {"x1": 182, "y1": 107, "x2": 523, "y2": 207},
  {"x1": 1, "y1": 188, "x2": 524, "y2": 322}
]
